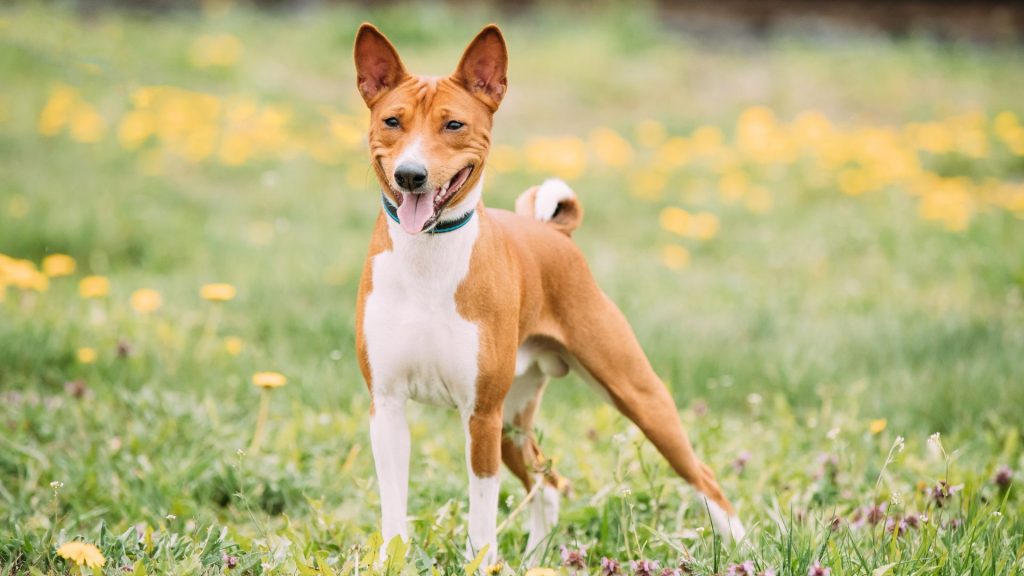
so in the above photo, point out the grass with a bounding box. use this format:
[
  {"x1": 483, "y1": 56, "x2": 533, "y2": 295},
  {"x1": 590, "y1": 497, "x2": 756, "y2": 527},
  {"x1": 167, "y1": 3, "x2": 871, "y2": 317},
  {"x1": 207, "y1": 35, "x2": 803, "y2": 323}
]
[{"x1": 1, "y1": 2, "x2": 1023, "y2": 574}]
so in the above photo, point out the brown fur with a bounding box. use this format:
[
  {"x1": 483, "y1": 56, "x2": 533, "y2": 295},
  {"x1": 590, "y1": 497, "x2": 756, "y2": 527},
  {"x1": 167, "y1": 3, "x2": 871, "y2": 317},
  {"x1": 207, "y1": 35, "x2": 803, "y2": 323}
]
[{"x1": 353, "y1": 23, "x2": 736, "y2": 517}]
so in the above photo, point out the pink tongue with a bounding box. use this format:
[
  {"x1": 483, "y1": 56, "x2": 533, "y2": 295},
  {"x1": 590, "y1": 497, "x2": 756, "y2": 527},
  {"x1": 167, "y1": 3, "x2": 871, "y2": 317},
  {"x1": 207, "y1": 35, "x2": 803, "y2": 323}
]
[{"x1": 396, "y1": 192, "x2": 435, "y2": 234}]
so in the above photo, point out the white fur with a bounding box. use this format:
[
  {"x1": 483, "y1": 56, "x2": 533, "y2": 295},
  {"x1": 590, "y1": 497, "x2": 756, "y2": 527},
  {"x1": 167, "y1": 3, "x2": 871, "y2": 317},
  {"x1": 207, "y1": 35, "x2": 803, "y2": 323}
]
[
  {"x1": 394, "y1": 137, "x2": 426, "y2": 169},
  {"x1": 533, "y1": 178, "x2": 575, "y2": 221},
  {"x1": 365, "y1": 179, "x2": 494, "y2": 564},
  {"x1": 370, "y1": 396, "x2": 410, "y2": 548},
  {"x1": 504, "y1": 340, "x2": 567, "y2": 426},
  {"x1": 467, "y1": 470, "x2": 500, "y2": 565},
  {"x1": 525, "y1": 480, "x2": 560, "y2": 558},
  {"x1": 364, "y1": 183, "x2": 482, "y2": 410},
  {"x1": 701, "y1": 493, "x2": 746, "y2": 544}
]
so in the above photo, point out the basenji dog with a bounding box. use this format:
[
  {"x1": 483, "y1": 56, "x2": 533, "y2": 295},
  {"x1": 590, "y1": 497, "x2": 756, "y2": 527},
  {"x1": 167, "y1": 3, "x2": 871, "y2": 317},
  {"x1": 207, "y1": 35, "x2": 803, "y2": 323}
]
[{"x1": 353, "y1": 23, "x2": 745, "y2": 564}]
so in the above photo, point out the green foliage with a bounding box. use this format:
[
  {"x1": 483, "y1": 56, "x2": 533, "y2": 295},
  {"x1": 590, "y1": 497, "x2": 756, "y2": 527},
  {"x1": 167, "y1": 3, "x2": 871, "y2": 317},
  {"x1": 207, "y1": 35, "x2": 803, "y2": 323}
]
[{"x1": 1, "y1": 2, "x2": 1023, "y2": 575}]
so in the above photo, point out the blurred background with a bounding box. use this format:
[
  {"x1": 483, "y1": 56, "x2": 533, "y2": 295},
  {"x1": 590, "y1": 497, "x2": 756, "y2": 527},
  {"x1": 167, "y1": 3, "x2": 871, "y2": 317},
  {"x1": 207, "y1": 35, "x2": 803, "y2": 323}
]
[{"x1": 1, "y1": 0, "x2": 1023, "y2": 572}]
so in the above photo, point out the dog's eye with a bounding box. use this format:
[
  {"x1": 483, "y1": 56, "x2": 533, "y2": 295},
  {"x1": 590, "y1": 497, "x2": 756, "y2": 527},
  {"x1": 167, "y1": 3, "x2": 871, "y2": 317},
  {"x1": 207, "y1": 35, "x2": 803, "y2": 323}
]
[
  {"x1": 384, "y1": 117, "x2": 400, "y2": 128},
  {"x1": 445, "y1": 120, "x2": 464, "y2": 131}
]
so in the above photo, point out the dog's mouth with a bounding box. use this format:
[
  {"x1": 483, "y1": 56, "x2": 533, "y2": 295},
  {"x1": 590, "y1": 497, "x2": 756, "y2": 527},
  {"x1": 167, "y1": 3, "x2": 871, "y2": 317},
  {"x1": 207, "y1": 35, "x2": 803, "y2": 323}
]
[{"x1": 393, "y1": 165, "x2": 474, "y2": 234}]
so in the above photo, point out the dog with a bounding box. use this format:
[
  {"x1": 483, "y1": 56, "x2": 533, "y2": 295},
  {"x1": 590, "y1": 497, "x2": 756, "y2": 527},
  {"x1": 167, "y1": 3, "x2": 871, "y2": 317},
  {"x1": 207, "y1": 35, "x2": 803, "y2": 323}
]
[{"x1": 353, "y1": 23, "x2": 744, "y2": 564}]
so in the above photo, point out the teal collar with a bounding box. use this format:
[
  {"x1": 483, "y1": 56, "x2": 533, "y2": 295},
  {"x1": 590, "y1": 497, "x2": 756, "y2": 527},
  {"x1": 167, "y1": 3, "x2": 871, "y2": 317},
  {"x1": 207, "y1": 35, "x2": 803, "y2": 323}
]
[{"x1": 382, "y1": 193, "x2": 476, "y2": 234}]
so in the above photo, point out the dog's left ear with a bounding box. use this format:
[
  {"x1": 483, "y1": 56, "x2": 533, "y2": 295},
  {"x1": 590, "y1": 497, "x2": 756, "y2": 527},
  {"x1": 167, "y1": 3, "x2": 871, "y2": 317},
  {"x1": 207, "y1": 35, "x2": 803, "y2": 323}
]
[{"x1": 453, "y1": 24, "x2": 508, "y2": 111}]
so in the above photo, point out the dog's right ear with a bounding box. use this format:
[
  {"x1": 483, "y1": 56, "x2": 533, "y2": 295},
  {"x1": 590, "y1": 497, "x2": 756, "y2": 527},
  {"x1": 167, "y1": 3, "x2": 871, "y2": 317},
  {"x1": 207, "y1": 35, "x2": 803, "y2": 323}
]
[{"x1": 353, "y1": 23, "x2": 407, "y2": 106}]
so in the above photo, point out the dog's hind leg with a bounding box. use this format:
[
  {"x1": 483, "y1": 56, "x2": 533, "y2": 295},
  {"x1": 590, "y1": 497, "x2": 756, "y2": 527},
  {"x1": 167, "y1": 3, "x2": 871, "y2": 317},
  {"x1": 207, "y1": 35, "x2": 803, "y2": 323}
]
[
  {"x1": 501, "y1": 344, "x2": 569, "y2": 560},
  {"x1": 563, "y1": 294, "x2": 746, "y2": 543}
]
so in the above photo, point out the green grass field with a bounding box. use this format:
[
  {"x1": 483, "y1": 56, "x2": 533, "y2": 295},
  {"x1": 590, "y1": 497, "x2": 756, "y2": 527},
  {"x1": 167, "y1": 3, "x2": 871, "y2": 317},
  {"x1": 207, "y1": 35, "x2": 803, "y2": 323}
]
[{"x1": 2, "y1": 3, "x2": 1024, "y2": 574}]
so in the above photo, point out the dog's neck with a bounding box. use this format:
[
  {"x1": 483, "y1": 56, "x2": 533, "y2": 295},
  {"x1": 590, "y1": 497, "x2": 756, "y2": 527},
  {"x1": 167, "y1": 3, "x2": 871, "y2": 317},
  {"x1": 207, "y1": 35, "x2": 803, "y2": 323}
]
[{"x1": 381, "y1": 178, "x2": 484, "y2": 280}]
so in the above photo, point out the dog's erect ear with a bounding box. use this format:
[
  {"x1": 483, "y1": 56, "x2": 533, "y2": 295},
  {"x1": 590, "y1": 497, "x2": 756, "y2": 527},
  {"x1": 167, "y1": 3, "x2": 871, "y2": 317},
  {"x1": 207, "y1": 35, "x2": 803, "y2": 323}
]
[
  {"x1": 354, "y1": 23, "x2": 407, "y2": 106},
  {"x1": 453, "y1": 24, "x2": 508, "y2": 111}
]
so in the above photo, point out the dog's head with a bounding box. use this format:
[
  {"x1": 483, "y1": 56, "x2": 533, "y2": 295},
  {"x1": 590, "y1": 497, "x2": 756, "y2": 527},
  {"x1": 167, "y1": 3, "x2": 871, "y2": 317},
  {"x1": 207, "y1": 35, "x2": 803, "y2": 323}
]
[{"x1": 354, "y1": 23, "x2": 508, "y2": 234}]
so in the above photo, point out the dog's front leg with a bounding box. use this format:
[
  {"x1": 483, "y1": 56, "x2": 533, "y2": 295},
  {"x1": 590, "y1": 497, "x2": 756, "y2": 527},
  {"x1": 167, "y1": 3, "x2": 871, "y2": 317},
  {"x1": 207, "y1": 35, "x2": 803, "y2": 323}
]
[
  {"x1": 464, "y1": 408, "x2": 502, "y2": 566},
  {"x1": 370, "y1": 395, "x2": 410, "y2": 553}
]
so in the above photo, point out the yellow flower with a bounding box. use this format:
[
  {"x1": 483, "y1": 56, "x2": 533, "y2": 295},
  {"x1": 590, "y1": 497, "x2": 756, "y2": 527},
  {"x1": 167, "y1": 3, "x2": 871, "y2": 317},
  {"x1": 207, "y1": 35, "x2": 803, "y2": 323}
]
[
  {"x1": 870, "y1": 419, "x2": 887, "y2": 435},
  {"x1": 524, "y1": 568, "x2": 559, "y2": 576},
  {"x1": 485, "y1": 563, "x2": 504, "y2": 575},
  {"x1": 659, "y1": 206, "x2": 691, "y2": 236},
  {"x1": 130, "y1": 289, "x2": 163, "y2": 314},
  {"x1": 524, "y1": 136, "x2": 588, "y2": 181},
  {"x1": 253, "y1": 371, "x2": 287, "y2": 389},
  {"x1": 201, "y1": 283, "x2": 236, "y2": 302},
  {"x1": 68, "y1": 102, "x2": 106, "y2": 143},
  {"x1": 118, "y1": 110, "x2": 155, "y2": 149},
  {"x1": 56, "y1": 541, "x2": 105, "y2": 568},
  {"x1": 78, "y1": 275, "x2": 110, "y2": 299},
  {"x1": 37, "y1": 84, "x2": 78, "y2": 136},
  {"x1": 77, "y1": 347, "x2": 97, "y2": 364},
  {"x1": 488, "y1": 144, "x2": 521, "y2": 173},
  {"x1": 689, "y1": 212, "x2": 720, "y2": 240},
  {"x1": 42, "y1": 254, "x2": 76, "y2": 277},
  {"x1": 660, "y1": 244, "x2": 691, "y2": 270},
  {"x1": 189, "y1": 34, "x2": 244, "y2": 68},
  {"x1": 690, "y1": 125, "x2": 724, "y2": 155},
  {"x1": 659, "y1": 206, "x2": 692, "y2": 235},
  {"x1": 635, "y1": 119, "x2": 667, "y2": 148},
  {"x1": 224, "y1": 336, "x2": 244, "y2": 356},
  {"x1": 0, "y1": 257, "x2": 49, "y2": 291},
  {"x1": 718, "y1": 171, "x2": 748, "y2": 203},
  {"x1": 628, "y1": 170, "x2": 667, "y2": 201},
  {"x1": 588, "y1": 127, "x2": 634, "y2": 168}
]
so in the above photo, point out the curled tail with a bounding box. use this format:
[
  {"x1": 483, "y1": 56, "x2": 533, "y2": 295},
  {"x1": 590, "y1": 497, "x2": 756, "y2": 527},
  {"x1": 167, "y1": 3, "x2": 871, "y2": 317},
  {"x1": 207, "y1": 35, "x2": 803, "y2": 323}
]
[{"x1": 514, "y1": 178, "x2": 584, "y2": 236}]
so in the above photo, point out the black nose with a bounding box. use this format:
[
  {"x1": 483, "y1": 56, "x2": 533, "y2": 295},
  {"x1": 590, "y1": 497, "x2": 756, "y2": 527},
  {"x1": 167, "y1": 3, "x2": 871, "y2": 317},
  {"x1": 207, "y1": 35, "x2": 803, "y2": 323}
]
[{"x1": 394, "y1": 163, "x2": 428, "y2": 192}]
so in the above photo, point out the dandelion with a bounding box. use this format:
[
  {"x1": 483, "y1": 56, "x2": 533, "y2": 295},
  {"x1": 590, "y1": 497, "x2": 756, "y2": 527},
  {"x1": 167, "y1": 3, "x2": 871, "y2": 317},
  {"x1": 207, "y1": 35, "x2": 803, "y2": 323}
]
[
  {"x1": 525, "y1": 569, "x2": 558, "y2": 576},
  {"x1": 76, "y1": 347, "x2": 97, "y2": 364},
  {"x1": 78, "y1": 275, "x2": 110, "y2": 299},
  {"x1": 635, "y1": 120, "x2": 667, "y2": 148},
  {"x1": 589, "y1": 127, "x2": 634, "y2": 168},
  {"x1": 250, "y1": 372, "x2": 287, "y2": 453},
  {"x1": 561, "y1": 545, "x2": 587, "y2": 570},
  {"x1": 42, "y1": 254, "x2": 76, "y2": 277},
  {"x1": 660, "y1": 245, "x2": 690, "y2": 270},
  {"x1": 68, "y1": 102, "x2": 106, "y2": 143},
  {"x1": 201, "y1": 283, "x2": 236, "y2": 302},
  {"x1": 224, "y1": 336, "x2": 244, "y2": 356},
  {"x1": 486, "y1": 563, "x2": 504, "y2": 575},
  {"x1": 659, "y1": 207, "x2": 691, "y2": 236},
  {"x1": 130, "y1": 288, "x2": 163, "y2": 314},
  {"x1": 189, "y1": 34, "x2": 244, "y2": 68},
  {"x1": 253, "y1": 372, "x2": 287, "y2": 389},
  {"x1": 56, "y1": 541, "x2": 105, "y2": 569},
  {"x1": 869, "y1": 419, "x2": 887, "y2": 434}
]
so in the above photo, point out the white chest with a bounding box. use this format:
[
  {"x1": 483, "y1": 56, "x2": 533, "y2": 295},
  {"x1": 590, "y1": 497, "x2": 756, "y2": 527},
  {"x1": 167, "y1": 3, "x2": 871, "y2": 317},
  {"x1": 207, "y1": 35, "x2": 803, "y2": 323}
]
[{"x1": 362, "y1": 214, "x2": 481, "y2": 412}]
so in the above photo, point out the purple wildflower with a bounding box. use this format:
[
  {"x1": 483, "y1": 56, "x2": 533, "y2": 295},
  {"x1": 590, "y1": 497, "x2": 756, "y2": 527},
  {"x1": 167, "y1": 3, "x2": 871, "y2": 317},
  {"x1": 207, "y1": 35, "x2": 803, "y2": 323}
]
[
  {"x1": 927, "y1": 480, "x2": 964, "y2": 508},
  {"x1": 632, "y1": 559, "x2": 661, "y2": 576},
  {"x1": 601, "y1": 557, "x2": 622, "y2": 576},
  {"x1": 726, "y1": 560, "x2": 755, "y2": 576},
  {"x1": 732, "y1": 451, "x2": 752, "y2": 474},
  {"x1": 993, "y1": 466, "x2": 1013, "y2": 490},
  {"x1": 807, "y1": 561, "x2": 831, "y2": 576},
  {"x1": 222, "y1": 553, "x2": 238, "y2": 569},
  {"x1": 561, "y1": 546, "x2": 587, "y2": 570}
]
